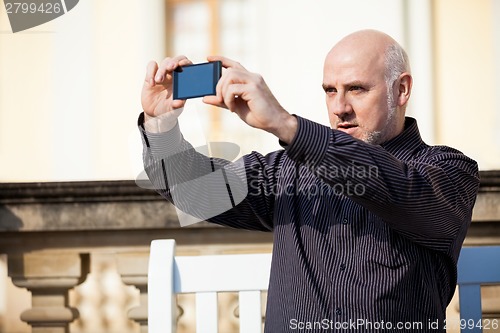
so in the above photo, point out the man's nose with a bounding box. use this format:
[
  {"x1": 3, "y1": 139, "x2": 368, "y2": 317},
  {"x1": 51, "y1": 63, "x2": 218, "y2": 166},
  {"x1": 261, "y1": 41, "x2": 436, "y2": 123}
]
[{"x1": 330, "y1": 94, "x2": 353, "y2": 117}]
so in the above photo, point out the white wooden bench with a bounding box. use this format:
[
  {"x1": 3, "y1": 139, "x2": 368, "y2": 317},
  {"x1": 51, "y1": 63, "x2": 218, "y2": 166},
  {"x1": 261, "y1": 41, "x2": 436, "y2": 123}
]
[{"x1": 148, "y1": 239, "x2": 272, "y2": 333}]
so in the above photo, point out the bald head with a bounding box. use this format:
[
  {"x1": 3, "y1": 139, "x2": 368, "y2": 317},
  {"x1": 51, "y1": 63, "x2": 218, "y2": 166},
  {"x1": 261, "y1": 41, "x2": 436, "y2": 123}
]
[
  {"x1": 330, "y1": 29, "x2": 396, "y2": 57},
  {"x1": 322, "y1": 30, "x2": 412, "y2": 145},
  {"x1": 326, "y1": 30, "x2": 410, "y2": 88}
]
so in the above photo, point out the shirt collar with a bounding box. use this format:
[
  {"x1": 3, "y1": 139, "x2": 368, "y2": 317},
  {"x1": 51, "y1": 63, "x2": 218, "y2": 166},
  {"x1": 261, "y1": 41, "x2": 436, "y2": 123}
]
[{"x1": 381, "y1": 117, "x2": 426, "y2": 159}]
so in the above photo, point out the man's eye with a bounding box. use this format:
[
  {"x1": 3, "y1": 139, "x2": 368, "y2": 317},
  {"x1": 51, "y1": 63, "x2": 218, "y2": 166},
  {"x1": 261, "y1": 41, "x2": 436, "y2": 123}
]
[
  {"x1": 324, "y1": 87, "x2": 336, "y2": 93},
  {"x1": 349, "y1": 86, "x2": 364, "y2": 92}
]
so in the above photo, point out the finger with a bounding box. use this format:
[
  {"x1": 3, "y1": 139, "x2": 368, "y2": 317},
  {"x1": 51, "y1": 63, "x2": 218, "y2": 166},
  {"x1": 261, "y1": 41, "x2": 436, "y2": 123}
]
[
  {"x1": 217, "y1": 68, "x2": 254, "y2": 101},
  {"x1": 178, "y1": 58, "x2": 193, "y2": 67},
  {"x1": 155, "y1": 55, "x2": 190, "y2": 83},
  {"x1": 145, "y1": 61, "x2": 158, "y2": 87},
  {"x1": 216, "y1": 68, "x2": 242, "y2": 102},
  {"x1": 155, "y1": 57, "x2": 172, "y2": 83},
  {"x1": 207, "y1": 55, "x2": 246, "y2": 70},
  {"x1": 203, "y1": 95, "x2": 227, "y2": 109},
  {"x1": 222, "y1": 83, "x2": 246, "y2": 111},
  {"x1": 167, "y1": 58, "x2": 194, "y2": 83}
]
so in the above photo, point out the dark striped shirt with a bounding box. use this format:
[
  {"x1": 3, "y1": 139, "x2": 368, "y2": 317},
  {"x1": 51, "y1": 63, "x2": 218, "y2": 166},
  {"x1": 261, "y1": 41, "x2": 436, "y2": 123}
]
[{"x1": 139, "y1": 115, "x2": 480, "y2": 332}]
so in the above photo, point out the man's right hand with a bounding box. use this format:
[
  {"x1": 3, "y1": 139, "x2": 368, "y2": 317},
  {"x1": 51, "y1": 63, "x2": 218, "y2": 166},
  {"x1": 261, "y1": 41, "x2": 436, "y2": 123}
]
[{"x1": 141, "y1": 55, "x2": 192, "y2": 122}]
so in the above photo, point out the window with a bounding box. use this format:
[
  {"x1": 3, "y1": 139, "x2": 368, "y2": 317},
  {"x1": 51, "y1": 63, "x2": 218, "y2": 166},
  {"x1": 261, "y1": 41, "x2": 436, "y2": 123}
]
[{"x1": 166, "y1": 0, "x2": 259, "y2": 146}]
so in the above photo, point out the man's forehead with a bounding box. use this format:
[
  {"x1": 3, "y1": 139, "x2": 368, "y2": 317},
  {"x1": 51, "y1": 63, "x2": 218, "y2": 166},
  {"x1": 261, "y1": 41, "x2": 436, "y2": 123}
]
[
  {"x1": 323, "y1": 51, "x2": 384, "y2": 83},
  {"x1": 324, "y1": 31, "x2": 390, "y2": 75},
  {"x1": 327, "y1": 43, "x2": 384, "y2": 67}
]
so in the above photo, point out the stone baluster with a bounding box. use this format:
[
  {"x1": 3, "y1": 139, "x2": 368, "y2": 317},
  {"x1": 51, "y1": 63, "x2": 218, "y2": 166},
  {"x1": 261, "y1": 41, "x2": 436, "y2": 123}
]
[
  {"x1": 7, "y1": 252, "x2": 90, "y2": 333},
  {"x1": 116, "y1": 252, "x2": 149, "y2": 333}
]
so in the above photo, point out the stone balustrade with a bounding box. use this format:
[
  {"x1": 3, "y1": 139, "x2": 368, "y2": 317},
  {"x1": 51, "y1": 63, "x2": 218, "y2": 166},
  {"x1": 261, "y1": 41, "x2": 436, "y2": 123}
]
[{"x1": 0, "y1": 171, "x2": 499, "y2": 333}]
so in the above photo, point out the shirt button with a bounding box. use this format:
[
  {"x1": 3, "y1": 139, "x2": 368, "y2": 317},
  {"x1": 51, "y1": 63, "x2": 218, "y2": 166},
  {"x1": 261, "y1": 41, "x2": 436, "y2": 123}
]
[
  {"x1": 342, "y1": 218, "x2": 348, "y2": 225},
  {"x1": 340, "y1": 263, "x2": 346, "y2": 271},
  {"x1": 335, "y1": 307, "x2": 342, "y2": 316}
]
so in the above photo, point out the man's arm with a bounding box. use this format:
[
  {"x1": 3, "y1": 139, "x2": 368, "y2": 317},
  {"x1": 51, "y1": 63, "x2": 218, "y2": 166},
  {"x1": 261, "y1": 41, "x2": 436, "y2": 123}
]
[
  {"x1": 139, "y1": 112, "x2": 276, "y2": 231},
  {"x1": 139, "y1": 55, "x2": 283, "y2": 231},
  {"x1": 202, "y1": 56, "x2": 298, "y2": 144},
  {"x1": 282, "y1": 116, "x2": 480, "y2": 252}
]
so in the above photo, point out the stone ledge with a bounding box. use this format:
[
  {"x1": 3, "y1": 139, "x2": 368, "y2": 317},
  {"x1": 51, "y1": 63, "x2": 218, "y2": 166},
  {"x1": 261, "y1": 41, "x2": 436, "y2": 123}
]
[
  {"x1": 1, "y1": 171, "x2": 497, "y2": 204},
  {"x1": 0, "y1": 171, "x2": 498, "y2": 232},
  {"x1": 0, "y1": 180, "x2": 163, "y2": 204},
  {"x1": 478, "y1": 170, "x2": 500, "y2": 189}
]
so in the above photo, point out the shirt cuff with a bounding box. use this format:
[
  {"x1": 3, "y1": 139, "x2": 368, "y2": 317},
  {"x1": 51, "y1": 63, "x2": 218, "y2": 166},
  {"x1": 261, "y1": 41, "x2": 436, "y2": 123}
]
[
  {"x1": 282, "y1": 116, "x2": 331, "y2": 166},
  {"x1": 138, "y1": 112, "x2": 184, "y2": 158}
]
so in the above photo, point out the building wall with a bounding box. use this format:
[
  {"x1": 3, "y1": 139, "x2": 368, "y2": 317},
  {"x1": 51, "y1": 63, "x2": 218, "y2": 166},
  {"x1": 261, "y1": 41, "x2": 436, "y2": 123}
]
[
  {"x1": 0, "y1": 1, "x2": 499, "y2": 331},
  {"x1": 432, "y1": 0, "x2": 500, "y2": 170},
  {"x1": 3, "y1": 0, "x2": 498, "y2": 182},
  {"x1": 0, "y1": 0, "x2": 167, "y2": 182}
]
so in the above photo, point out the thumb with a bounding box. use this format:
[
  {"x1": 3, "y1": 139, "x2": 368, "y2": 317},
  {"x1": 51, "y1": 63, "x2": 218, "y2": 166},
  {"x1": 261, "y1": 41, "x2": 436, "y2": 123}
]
[
  {"x1": 172, "y1": 99, "x2": 187, "y2": 109},
  {"x1": 203, "y1": 95, "x2": 226, "y2": 109}
]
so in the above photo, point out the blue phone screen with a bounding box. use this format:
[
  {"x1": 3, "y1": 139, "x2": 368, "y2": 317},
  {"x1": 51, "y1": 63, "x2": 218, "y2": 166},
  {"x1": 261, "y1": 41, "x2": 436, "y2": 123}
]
[{"x1": 173, "y1": 62, "x2": 221, "y2": 100}]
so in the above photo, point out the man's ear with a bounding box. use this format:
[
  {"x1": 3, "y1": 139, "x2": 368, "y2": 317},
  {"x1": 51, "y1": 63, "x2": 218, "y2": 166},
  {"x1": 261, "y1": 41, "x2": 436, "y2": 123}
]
[{"x1": 397, "y1": 73, "x2": 412, "y2": 107}]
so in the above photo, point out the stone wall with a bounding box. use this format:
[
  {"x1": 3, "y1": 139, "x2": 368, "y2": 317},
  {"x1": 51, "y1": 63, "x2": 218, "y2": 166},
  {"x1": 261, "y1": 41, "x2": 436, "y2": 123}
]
[{"x1": 0, "y1": 171, "x2": 498, "y2": 332}]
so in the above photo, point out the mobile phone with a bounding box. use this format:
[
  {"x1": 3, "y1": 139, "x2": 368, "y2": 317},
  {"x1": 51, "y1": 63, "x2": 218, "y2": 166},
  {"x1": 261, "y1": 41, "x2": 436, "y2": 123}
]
[{"x1": 173, "y1": 61, "x2": 222, "y2": 100}]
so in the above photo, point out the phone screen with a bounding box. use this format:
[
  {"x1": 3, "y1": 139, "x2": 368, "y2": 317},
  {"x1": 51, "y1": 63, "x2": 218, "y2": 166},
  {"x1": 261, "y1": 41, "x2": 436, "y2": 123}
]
[{"x1": 173, "y1": 61, "x2": 222, "y2": 100}]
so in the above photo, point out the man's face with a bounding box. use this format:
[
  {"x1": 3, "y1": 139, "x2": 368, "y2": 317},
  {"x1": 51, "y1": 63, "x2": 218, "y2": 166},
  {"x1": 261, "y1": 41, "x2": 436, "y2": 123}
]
[{"x1": 322, "y1": 46, "x2": 399, "y2": 145}]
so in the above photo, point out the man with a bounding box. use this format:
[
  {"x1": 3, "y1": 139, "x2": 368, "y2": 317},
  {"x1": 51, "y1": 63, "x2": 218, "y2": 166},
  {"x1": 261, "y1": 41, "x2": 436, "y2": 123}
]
[{"x1": 139, "y1": 30, "x2": 479, "y2": 332}]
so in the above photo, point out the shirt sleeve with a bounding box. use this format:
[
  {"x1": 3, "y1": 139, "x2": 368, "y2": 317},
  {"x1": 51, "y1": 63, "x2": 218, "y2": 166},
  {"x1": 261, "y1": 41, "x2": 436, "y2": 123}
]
[
  {"x1": 138, "y1": 112, "x2": 274, "y2": 231},
  {"x1": 284, "y1": 116, "x2": 480, "y2": 252}
]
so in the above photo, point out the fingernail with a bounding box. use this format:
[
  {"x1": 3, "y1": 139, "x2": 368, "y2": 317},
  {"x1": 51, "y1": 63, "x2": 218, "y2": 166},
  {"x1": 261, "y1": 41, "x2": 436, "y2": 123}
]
[{"x1": 155, "y1": 74, "x2": 163, "y2": 82}]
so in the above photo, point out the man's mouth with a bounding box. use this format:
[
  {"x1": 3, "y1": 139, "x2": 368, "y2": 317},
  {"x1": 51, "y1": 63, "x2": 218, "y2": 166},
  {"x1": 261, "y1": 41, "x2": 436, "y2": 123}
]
[{"x1": 336, "y1": 122, "x2": 359, "y2": 135}]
